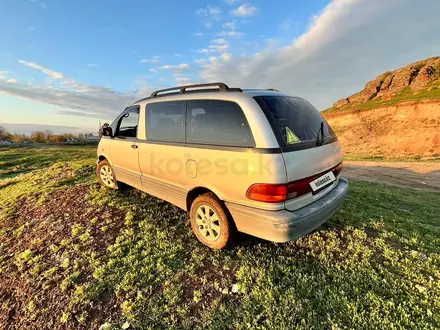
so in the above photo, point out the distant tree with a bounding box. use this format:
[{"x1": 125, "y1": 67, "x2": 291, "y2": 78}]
[
  {"x1": 31, "y1": 131, "x2": 46, "y2": 143},
  {"x1": 0, "y1": 126, "x2": 12, "y2": 141},
  {"x1": 48, "y1": 135, "x2": 65, "y2": 143},
  {"x1": 62, "y1": 133, "x2": 75, "y2": 141},
  {"x1": 44, "y1": 129, "x2": 53, "y2": 141},
  {"x1": 98, "y1": 120, "x2": 103, "y2": 138},
  {"x1": 11, "y1": 133, "x2": 26, "y2": 144}
]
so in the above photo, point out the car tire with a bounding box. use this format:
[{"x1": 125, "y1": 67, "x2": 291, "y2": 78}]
[
  {"x1": 96, "y1": 160, "x2": 119, "y2": 190},
  {"x1": 190, "y1": 193, "x2": 237, "y2": 249}
]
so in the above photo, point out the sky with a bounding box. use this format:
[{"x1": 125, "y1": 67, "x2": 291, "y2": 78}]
[{"x1": 1, "y1": 0, "x2": 440, "y2": 134}]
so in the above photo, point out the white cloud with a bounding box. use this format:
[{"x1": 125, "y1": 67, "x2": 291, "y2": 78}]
[
  {"x1": 0, "y1": 78, "x2": 132, "y2": 119},
  {"x1": 197, "y1": 5, "x2": 221, "y2": 29},
  {"x1": 222, "y1": 21, "x2": 236, "y2": 29},
  {"x1": 18, "y1": 60, "x2": 64, "y2": 79},
  {"x1": 140, "y1": 56, "x2": 160, "y2": 63},
  {"x1": 160, "y1": 64, "x2": 189, "y2": 70},
  {"x1": 199, "y1": 44, "x2": 229, "y2": 53},
  {"x1": 211, "y1": 38, "x2": 227, "y2": 45},
  {"x1": 194, "y1": 32, "x2": 204, "y2": 37},
  {"x1": 175, "y1": 77, "x2": 192, "y2": 84},
  {"x1": 196, "y1": 5, "x2": 221, "y2": 16},
  {"x1": 88, "y1": 63, "x2": 98, "y2": 67},
  {"x1": 231, "y1": 4, "x2": 258, "y2": 17},
  {"x1": 0, "y1": 71, "x2": 8, "y2": 79},
  {"x1": 224, "y1": 0, "x2": 241, "y2": 4},
  {"x1": 6, "y1": 79, "x2": 18, "y2": 84},
  {"x1": 29, "y1": 27, "x2": 35, "y2": 31},
  {"x1": 221, "y1": 53, "x2": 233, "y2": 61},
  {"x1": 149, "y1": 68, "x2": 157, "y2": 73},
  {"x1": 174, "y1": 53, "x2": 183, "y2": 57},
  {"x1": 200, "y1": 0, "x2": 440, "y2": 109},
  {"x1": 217, "y1": 31, "x2": 245, "y2": 38},
  {"x1": 195, "y1": 58, "x2": 208, "y2": 65}
]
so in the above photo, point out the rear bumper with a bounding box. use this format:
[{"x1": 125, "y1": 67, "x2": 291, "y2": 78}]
[{"x1": 226, "y1": 178, "x2": 348, "y2": 243}]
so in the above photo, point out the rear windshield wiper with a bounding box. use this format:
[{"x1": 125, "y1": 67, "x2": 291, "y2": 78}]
[{"x1": 316, "y1": 121, "x2": 325, "y2": 146}]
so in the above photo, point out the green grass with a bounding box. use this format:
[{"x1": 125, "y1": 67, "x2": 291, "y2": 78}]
[
  {"x1": 1, "y1": 145, "x2": 439, "y2": 329},
  {"x1": 323, "y1": 84, "x2": 440, "y2": 114}
]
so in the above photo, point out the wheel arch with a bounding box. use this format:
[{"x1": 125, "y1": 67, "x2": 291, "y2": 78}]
[{"x1": 186, "y1": 186, "x2": 224, "y2": 212}]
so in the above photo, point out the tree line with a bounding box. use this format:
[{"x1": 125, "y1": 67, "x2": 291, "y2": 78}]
[{"x1": 0, "y1": 126, "x2": 97, "y2": 144}]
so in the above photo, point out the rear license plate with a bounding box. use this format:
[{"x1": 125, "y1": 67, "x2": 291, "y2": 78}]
[{"x1": 310, "y1": 171, "x2": 336, "y2": 192}]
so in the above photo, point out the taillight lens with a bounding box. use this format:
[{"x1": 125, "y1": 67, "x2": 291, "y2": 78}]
[
  {"x1": 287, "y1": 178, "x2": 313, "y2": 199},
  {"x1": 246, "y1": 183, "x2": 288, "y2": 203},
  {"x1": 333, "y1": 162, "x2": 343, "y2": 177},
  {"x1": 247, "y1": 162, "x2": 343, "y2": 203}
]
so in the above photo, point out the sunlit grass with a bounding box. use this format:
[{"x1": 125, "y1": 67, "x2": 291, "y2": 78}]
[{"x1": 1, "y1": 145, "x2": 439, "y2": 329}]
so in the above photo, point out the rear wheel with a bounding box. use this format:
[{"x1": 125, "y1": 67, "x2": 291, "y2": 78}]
[
  {"x1": 190, "y1": 193, "x2": 236, "y2": 249},
  {"x1": 97, "y1": 160, "x2": 118, "y2": 189}
]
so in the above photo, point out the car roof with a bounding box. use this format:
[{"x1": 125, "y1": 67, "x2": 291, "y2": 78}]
[{"x1": 131, "y1": 82, "x2": 296, "y2": 106}]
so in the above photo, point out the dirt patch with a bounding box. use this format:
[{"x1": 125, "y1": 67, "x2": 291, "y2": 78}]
[
  {"x1": 343, "y1": 161, "x2": 440, "y2": 191},
  {"x1": 0, "y1": 185, "x2": 126, "y2": 330}
]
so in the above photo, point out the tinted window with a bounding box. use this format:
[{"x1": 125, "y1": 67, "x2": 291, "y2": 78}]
[
  {"x1": 255, "y1": 96, "x2": 336, "y2": 146},
  {"x1": 187, "y1": 100, "x2": 252, "y2": 146},
  {"x1": 115, "y1": 107, "x2": 139, "y2": 138},
  {"x1": 146, "y1": 101, "x2": 186, "y2": 142}
]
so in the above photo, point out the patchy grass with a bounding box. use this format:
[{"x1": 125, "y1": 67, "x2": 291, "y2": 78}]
[{"x1": 1, "y1": 145, "x2": 439, "y2": 329}]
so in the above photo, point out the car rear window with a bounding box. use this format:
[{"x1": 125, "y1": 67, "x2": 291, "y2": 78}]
[{"x1": 254, "y1": 96, "x2": 336, "y2": 147}]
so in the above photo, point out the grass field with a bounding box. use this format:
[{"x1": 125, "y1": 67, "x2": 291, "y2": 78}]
[{"x1": 1, "y1": 145, "x2": 439, "y2": 329}]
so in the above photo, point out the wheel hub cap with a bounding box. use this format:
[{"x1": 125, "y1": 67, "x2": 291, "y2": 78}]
[
  {"x1": 195, "y1": 204, "x2": 221, "y2": 241},
  {"x1": 100, "y1": 165, "x2": 115, "y2": 188}
]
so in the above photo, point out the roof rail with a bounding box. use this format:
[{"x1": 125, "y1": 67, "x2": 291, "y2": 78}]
[
  {"x1": 150, "y1": 82, "x2": 242, "y2": 98},
  {"x1": 266, "y1": 88, "x2": 279, "y2": 92}
]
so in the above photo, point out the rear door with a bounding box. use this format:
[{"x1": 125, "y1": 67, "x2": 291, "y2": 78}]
[{"x1": 254, "y1": 96, "x2": 343, "y2": 210}]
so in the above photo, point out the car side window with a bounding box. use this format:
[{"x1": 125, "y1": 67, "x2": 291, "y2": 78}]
[
  {"x1": 115, "y1": 107, "x2": 139, "y2": 138},
  {"x1": 187, "y1": 100, "x2": 253, "y2": 146},
  {"x1": 146, "y1": 101, "x2": 186, "y2": 142}
]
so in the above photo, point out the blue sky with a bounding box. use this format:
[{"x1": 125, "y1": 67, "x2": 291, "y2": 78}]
[{"x1": 1, "y1": 0, "x2": 440, "y2": 134}]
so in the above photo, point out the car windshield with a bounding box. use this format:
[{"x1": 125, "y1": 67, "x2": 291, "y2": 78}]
[{"x1": 255, "y1": 96, "x2": 336, "y2": 146}]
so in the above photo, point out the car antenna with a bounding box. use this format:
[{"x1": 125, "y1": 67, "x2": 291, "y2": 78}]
[{"x1": 125, "y1": 88, "x2": 139, "y2": 108}]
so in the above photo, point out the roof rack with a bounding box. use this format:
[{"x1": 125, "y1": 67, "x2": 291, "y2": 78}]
[
  {"x1": 150, "y1": 82, "x2": 242, "y2": 98},
  {"x1": 266, "y1": 88, "x2": 279, "y2": 92}
]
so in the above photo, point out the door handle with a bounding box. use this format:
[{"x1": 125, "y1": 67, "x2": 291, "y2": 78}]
[{"x1": 131, "y1": 144, "x2": 138, "y2": 149}]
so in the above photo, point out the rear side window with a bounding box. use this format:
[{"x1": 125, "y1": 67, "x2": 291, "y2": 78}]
[
  {"x1": 255, "y1": 96, "x2": 336, "y2": 148},
  {"x1": 146, "y1": 101, "x2": 186, "y2": 142},
  {"x1": 187, "y1": 100, "x2": 253, "y2": 146}
]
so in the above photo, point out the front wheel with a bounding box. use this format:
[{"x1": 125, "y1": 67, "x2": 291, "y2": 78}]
[
  {"x1": 96, "y1": 160, "x2": 118, "y2": 189},
  {"x1": 190, "y1": 193, "x2": 236, "y2": 249}
]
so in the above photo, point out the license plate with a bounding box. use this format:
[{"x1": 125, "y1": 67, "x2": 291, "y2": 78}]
[{"x1": 310, "y1": 171, "x2": 336, "y2": 192}]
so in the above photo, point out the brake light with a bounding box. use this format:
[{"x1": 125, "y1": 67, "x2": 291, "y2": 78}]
[
  {"x1": 333, "y1": 162, "x2": 343, "y2": 177},
  {"x1": 246, "y1": 183, "x2": 287, "y2": 203},
  {"x1": 246, "y1": 162, "x2": 343, "y2": 203},
  {"x1": 287, "y1": 178, "x2": 313, "y2": 199}
]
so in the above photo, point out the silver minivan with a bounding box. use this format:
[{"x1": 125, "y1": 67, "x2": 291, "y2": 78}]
[{"x1": 97, "y1": 83, "x2": 348, "y2": 249}]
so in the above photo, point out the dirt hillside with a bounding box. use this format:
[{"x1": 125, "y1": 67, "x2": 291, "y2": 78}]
[
  {"x1": 324, "y1": 99, "x2": 440, "y2": 157},
  {"x1": 323, "y1": 57, "x2": 440, "y2": 158}
]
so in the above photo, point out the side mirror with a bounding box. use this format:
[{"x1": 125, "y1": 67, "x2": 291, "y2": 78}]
[{"x1": 102, "y1": 124, "x2": 113, "y2": 137}]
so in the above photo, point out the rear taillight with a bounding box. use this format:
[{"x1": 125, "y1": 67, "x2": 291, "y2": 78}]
[
  {"x1": 246, "y1": 183, "x2": 288, "y2": 203},
  {"x1": 287, "y1": 178, "x2": 313, "y2": 199},
  {"x1": 246, "y1": 162, "x2": 343, "y2": 203},
  {"x1": 333, "y1": 162, "x2": 343, "y2": 177}
]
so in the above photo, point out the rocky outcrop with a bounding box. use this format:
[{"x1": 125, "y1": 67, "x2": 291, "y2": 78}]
[{"x1": 333, "y1": 57, "x2": 440, "y2": 108}]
